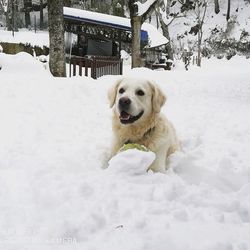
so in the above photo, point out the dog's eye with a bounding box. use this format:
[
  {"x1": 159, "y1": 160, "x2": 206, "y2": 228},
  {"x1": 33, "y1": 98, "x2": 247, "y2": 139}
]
[
  {"x1": 136, "y1": 90, "x2": 145, "y2": 96},
  {"x1": 119, "y1": 88, "x2": 125, "y2": 94}
]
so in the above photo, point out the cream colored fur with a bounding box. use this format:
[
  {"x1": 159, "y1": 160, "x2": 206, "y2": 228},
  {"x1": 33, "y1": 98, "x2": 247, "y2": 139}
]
[{"x1": 108, "y1": 77, "x2": 179, "y2": 173}]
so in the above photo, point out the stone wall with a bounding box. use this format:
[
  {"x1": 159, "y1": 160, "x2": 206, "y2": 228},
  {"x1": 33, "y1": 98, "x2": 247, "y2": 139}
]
[{"x1": 0, "y1": 42, "x2": 49, "y2": 56}]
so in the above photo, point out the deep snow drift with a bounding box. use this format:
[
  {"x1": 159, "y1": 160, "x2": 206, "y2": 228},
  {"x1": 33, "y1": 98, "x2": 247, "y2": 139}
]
[{"x1": 0, "y1": 52, "x2": 250, "y2": 250}]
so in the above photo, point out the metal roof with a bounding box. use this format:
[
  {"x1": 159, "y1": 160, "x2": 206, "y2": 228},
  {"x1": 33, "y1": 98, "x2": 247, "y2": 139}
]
[{"x1": 63, "y1": 7, "x2": 149, "y2": 42}]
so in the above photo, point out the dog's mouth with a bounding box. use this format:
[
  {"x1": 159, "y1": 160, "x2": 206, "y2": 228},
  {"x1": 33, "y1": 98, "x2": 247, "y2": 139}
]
[{"x1": 119, "y1": 110, "x2": 144, "y2": 124}]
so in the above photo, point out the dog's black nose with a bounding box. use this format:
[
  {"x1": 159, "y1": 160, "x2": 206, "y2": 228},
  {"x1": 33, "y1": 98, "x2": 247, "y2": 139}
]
[{"x1": 119, "y1": 97, "x2": 131, "y2": 109}]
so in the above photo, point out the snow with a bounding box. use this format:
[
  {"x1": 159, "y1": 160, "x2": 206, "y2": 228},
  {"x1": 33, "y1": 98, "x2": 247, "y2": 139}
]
[
  {"x1": 165, "y1": 0, "x2": 250, "y2": 49},
  {"x1": 143, "y1": 22, "x2": 169, "y2": 48},
  {"x1": 0, "y1": 51, "x2": 250, "y2": 250},
  {"x1": 63, "y1": 6, "x2": 132, "y2": 29},
  {"x1": 136, "y1": 0, "x2": 156, "y2": 16},
  {"x1": 108, "y1": 149, "x2": 155, "y2": 175},
  {"x1": 0, "y1": 29, "x2": 49, "y2": 47}
]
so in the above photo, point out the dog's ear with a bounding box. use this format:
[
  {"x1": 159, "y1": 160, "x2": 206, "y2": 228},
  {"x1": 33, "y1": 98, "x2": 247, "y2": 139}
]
[
  {"x1": 108, "y1": 79, "x2": 122, "y2": 108},
  {"x1": 149, "y1": 81, "x2": 166, "y2": 113}
]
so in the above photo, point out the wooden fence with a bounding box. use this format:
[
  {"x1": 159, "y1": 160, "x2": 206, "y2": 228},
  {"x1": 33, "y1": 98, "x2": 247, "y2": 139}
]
[{"x1": 69, "y1": 56, "x2": 123, "y2": 79}]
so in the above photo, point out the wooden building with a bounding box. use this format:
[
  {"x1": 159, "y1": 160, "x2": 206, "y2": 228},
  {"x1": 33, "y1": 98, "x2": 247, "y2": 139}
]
[
  {"x1": 63, "y1": 7, "x2": 169, "y2": 78},
  {"x1": 63, "y1": 7, "x2": 167, "y2": 60}
]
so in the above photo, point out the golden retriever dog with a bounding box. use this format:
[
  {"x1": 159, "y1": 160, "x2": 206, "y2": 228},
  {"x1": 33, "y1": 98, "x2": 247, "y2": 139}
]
[{"x1": 108, "y1": 77, "x2": 180, "y2": 173}]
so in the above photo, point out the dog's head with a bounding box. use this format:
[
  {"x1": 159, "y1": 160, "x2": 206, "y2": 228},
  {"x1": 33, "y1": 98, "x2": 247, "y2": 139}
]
[{"x1": 108, "y1": 78, "x2": 166, "y2": 125}]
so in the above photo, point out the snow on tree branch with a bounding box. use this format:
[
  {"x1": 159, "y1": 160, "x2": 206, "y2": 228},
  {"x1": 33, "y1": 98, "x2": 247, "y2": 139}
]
[
  {"x1": 157, "y1": 0, "x2": 185, "y2": 27},
  {"x1": 160, "y1": 13, "x2": 185, "y2": 27},
  {"x1": 136, "y1": 0, "x2": 158, "y2": 16}
]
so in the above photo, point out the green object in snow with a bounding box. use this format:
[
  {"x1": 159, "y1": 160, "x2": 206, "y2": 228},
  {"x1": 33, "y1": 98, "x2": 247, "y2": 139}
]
[{"x1": 119, "y1": 143, "x2": 149, "y2": 152}]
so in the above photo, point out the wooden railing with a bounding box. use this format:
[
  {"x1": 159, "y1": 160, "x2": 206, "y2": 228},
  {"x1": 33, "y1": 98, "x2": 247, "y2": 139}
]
[{"x1": 69, "y1": 55, "x2": 123, "y2": 79}]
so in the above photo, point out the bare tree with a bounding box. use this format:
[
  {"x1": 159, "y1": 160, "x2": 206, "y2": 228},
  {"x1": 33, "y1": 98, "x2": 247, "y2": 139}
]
[
  {"x1": 48, "y1": 0, "x2": 66, "y2": 77},
  {"x1": 0, "y1": 0, "x2": 4, "y2": 13},
  {"x1": 156, "y1": 0, "x2": 185, "y2": 60},
  {"x1": 194, "y1": 0, "x2": 207, "y2": 66},
  {"x1": 0, "y1": 0, "x2": 12, "y2": 30},
  {"x1": 0, "y1": 0, "x2": 18, "y2": 32},
  {"x1": 128, "y1": 0, "x2": 159, "y2": 68}
]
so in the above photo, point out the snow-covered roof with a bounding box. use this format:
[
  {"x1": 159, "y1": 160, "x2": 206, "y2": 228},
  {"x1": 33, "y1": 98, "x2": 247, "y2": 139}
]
[{"x1": 63, "y1": 7, "x2": 168, "y2": 48}]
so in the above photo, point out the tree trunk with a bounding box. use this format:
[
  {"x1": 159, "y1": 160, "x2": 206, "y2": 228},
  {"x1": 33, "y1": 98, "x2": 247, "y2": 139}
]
[
  {"x1": 13, "y1": 0, "x2": 18, "y2": 31},
  {"x1": 166, "y1": 0, "x2": 170, "y2": 15},
  {"x1": 48, "y1": 0, "x2": 66, "y2": 77},
  {"x1": 226, "y1": 0, "x2": 231, "y2": 21},
  {"x1": 159, "y1": 16, "x2": 173, "y2": 60},
  {"x1": 155, "y1": 11, "x2": 159, "y2": 29},
  {"x1": 40, "y1": 0, "x2": 43, "y2": 29},
  {"x1": 9, "y1": 0, "x2": 18, "y2": 32},
  {"x1": 5, "y1": 11, "x2": 11, "y2": 31},
  {"x1": 24, "y1": 12, "x2": 31, "y2": 28},
  {"x1": 63, "y1": 0, "x2": 71, "y2": 7},
  {"x1": 128, "y1": 0, "x2": 158, "y2": 68},
  {"x1": 131, "y1": 16, "x2": 143, "y2": 68},
  {"x1": 129, "y1": 0, "x2": 142, "y2": 68},
  {"x1": 197, "y1": 31, "x2": 202, "y2": 66},
  {"x1": 214, "y1": 0, "x2": 220, "y2": 14},
  {"x1": 24, "y1": 0, "x2": 31, "y2": 28}
]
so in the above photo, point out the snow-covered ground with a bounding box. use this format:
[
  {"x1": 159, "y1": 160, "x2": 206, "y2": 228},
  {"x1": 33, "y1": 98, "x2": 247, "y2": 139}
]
[
  {"x1": 0, "y1": 29, "x2": 49, "y2": 47},
  {"x1": 0, "y1": 52, "x2": 250, "y2": 250}
]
